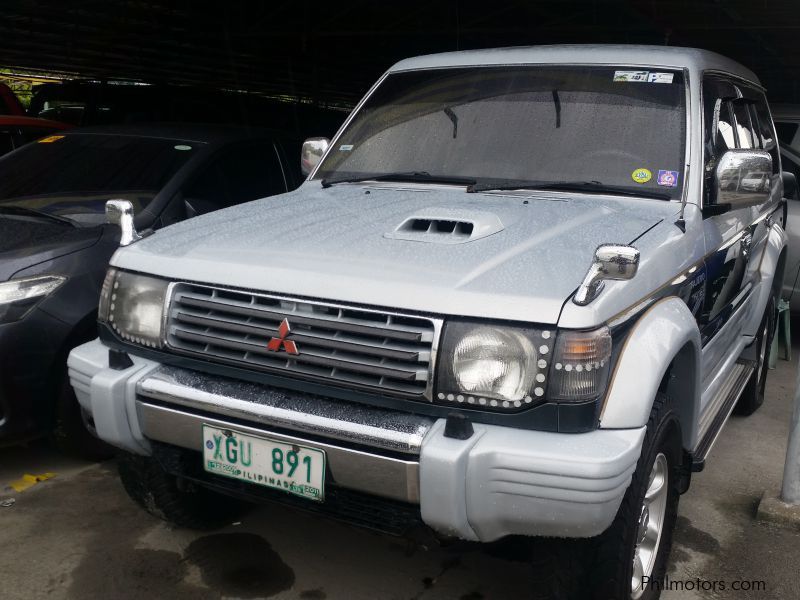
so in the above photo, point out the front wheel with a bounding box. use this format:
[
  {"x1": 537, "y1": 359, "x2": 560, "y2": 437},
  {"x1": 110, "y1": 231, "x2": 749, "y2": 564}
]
[
  {"x1": 589, "y1": 392, "x2": 682, "y2": 600},
  {"x1": 117, "y1": 452, "x2": 246, "y2": 529}
]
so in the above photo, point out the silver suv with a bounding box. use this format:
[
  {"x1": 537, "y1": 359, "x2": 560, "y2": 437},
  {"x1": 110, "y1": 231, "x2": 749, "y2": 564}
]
[{"x1": 69, "y1": 45, "x2": 788, "y2": 599}]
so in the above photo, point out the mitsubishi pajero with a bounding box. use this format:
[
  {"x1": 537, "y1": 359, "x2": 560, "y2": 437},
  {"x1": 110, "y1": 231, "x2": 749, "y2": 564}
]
[{"x1": 69, "y1": 45, "x2": 789, "y2": 599}]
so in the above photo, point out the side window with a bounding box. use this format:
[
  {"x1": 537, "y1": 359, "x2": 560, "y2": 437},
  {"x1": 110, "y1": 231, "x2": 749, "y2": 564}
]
[
  {"x1": 217, "y1": 143, "x2": 288, "y2": 204},
  {"x1": 731, "y1": 100, "x2": 756, "y2": 149},
  {"x1": 703, "y1": 76, "x2": 739, "y2": 204},
  {"x1": 182, "y1": 142, "x2": 287, "y2": 216}
]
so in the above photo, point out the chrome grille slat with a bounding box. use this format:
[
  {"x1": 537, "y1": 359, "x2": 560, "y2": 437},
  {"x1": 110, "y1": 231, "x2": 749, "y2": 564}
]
[
  {"x1": 165, "y1": 283, "x2": 440, "y2": 398},
  {"x1": 172, "y1": 330, "x2": 425, "y2": 381},
  {"x1": 173, "y1": 312, "x2": 423, "y2": 361},
  {"x1": 177, "y1": 295, "x2": 427, "y2": 342}
]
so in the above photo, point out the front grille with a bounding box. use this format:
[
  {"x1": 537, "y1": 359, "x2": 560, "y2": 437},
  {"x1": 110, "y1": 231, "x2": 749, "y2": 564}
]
[{"x1": 165, "y1": 283, "x2": 439, "y2": 398}]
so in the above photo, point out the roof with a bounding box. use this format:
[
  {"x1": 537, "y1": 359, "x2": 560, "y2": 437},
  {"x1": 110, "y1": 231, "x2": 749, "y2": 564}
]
[
  {"x1": 0, "y1": 115, "x2": 72, "y2": 129},
  {"x1": 62, "y1": 122, "x2": 284, "y2": 145},
  {"x1": 389, "y1": 45, "x2": 760, "y2": 84}
]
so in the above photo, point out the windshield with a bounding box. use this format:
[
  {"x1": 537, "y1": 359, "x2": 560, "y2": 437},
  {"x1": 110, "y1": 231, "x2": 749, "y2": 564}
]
[
  {"x1": 315, "y1": 66, "x2": 687, "y2": 199},
  {"x1": 0, "y1": 133, "x2": 197, "y2": 218}
]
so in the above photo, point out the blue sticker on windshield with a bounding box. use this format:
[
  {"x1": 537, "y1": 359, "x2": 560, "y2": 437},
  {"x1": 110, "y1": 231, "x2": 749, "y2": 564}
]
[
  {"x1": 657, "y1": 170, "x2": 679, "y2": 187},
  {"x1": 339, "y1": 144, "x2": 354, "y2": 151}
]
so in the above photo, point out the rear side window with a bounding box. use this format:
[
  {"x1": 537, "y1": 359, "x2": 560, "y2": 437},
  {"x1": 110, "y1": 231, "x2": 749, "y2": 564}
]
[{"x1": 182, "y1": 142, "x2": 287, "y2": 215}]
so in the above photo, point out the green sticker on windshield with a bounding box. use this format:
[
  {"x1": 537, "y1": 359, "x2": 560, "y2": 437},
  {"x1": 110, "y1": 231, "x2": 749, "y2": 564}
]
[
  {"x1": 174, "y1": 144, "x2": 192, "y2": 151},
  {"x1": 631, "y1": 168, "x2": 652, "y2": 184}
]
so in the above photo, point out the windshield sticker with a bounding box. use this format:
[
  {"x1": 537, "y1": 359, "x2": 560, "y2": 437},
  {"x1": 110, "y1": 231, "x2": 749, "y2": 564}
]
[
  {"x1": 657, "y1": 170, "x2": 679, "y2": 187},
  {"x1": 174, "y1": 144, "x2": 192, "y2": 151},
  {"x1": 613, "y1": 71, "x2": 674, "y2": 84},
  {"x1": 339, "y1": 144, "x2": 354, "y2": 151},
  {"x1": 631, "y1": 168, "x2": 653, "y2": 184},
  {"x1": 613, "y1": 70, "x2": 650, "y2": 83},
  {"x1": 647, "y1": 72, "x2": 675, "y2": 84},
  {"x1": 37, "y1": 135, "x2": 64, "y2": 143}
]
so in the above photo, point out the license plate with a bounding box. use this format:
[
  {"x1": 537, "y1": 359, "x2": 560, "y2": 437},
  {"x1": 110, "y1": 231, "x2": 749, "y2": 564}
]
[{"x1": 202, "y1": 425, "x2": 326, "y2": 502}]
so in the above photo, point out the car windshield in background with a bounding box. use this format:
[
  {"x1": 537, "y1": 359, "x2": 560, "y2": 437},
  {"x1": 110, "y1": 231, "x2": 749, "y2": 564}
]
[
  {"x1": 315, "y1": 66, "x2": 687, "y2": 199},
  {"x1": 0, "y1": 133, "x2": 197, "y2": 217}
]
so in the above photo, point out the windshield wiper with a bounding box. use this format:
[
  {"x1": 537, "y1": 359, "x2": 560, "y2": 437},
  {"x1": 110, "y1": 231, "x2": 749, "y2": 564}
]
[
  {"x1": 0, "y1": 205, "x2": 76, "y2": 226},
  {"x1": 321, "y1": 171, "x2": 477, "y2": 188},
  {"x1": 467, "y1": 180, "x2": 672, "y2": 201}
]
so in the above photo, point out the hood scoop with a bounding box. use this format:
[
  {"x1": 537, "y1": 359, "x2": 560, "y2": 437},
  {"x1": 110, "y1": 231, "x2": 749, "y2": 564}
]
[{"x1": 384, "y1": 207, "x2": 504, "y2": 244}]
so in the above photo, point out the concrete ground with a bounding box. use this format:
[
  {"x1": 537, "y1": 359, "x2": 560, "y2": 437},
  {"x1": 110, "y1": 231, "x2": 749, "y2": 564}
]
[{"x1": 2, "y1": 354, "x2": 799, "y2": 599}]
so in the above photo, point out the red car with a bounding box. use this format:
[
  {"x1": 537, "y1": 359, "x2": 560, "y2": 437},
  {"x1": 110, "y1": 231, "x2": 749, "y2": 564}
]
[
  {"x1": 0, "y1": 115, "x2": 73, "y2": 157},
  {"x1": 0, "y1": 82, "x2": 25, "y2": 116}
]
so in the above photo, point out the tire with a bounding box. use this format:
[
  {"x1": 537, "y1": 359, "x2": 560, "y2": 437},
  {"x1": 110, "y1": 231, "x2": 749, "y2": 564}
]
[
  {"x1": 588, "y1": 392, "x2": 682, "y2": 600},
  {"x1": 51, "y1": 371, "x2": 114, "y2": 461},
  {"x1": 735, "y1": 297, "x2": 775, "y2": 416},
  {"x1": 117, "y1": 452, "x2": 245, "y2": 530}
]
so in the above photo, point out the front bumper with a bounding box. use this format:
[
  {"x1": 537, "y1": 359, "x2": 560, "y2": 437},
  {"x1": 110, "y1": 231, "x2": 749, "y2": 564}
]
[
  {"x1": 0, "y1": 308, "x2": 73, "y2": 441},
  {"x1": 69, "y1": 338, "x2": 645, "y2": 541}
]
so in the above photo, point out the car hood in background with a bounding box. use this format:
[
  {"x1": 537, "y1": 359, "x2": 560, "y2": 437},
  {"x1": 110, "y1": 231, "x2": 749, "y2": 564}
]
[
  {"x1": 0, "y1": 216, "x2": 103, "y2": 281},
  {"x1": 112, "y1": 183, "x2": 678, "y2": 323}
]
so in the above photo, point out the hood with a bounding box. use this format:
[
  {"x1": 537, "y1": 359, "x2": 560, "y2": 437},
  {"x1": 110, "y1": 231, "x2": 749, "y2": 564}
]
[
  {"x1": 0, "y1": 216, "x2": 102, "y2": 281},
  {"x1": 113, "y1": 183, "x2": 678, "y2": 323}
]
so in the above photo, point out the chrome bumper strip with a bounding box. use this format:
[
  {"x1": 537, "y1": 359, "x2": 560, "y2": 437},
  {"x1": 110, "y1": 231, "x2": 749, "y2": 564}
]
[
  {"x1": 136, "y1": 401, "x2": 421, "y2": 503},
  {"x1": 135, "y1": 366, "x2": 434, "y2": 455}
]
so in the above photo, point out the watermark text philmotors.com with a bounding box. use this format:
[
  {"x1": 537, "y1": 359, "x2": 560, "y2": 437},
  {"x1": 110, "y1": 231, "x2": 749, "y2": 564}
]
[{"x1": 640, "y1": 576, "x2": 767, "y2": 593}]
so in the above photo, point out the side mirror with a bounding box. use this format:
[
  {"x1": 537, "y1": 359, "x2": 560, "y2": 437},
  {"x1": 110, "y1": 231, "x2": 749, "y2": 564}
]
[
  {"x1": 105, "y1": 199, "x2": 141, "y2": 247},
  {"x1": 782, "y1": 171, "x2": 797, "y2": 199},
  {"x1": 573, "y1": 245, "x2": 640, "y2": 306},
  {"x1": 715, "y1": 149, "x2": 772, "y2": 209},
  {"x1": 301, "y1": 137, "x2": 330, "y2": 176}
]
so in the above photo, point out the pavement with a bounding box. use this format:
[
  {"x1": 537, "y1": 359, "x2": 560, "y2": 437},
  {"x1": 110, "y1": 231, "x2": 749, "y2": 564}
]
[{"x1": 2, "y1": 351, "x2": 799, "y2": 599}]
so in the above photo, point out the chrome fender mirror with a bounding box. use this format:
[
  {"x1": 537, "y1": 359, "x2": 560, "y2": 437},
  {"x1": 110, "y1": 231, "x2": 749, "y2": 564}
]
[
  {"x1": 573, "y1": 244, "x2": 640, "y2": 306},
  {"x1": 301, "y1": 137, "x2": 330, "y2": 176},
  {"x1": 105, "y1": 199, "x2": 141, "y2": 247}
]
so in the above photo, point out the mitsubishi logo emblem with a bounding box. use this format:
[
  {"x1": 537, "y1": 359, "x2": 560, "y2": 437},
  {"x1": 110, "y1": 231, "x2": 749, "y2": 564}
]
[{"x1": 267, "y1": 318, "x2": 299, "y2": 355}]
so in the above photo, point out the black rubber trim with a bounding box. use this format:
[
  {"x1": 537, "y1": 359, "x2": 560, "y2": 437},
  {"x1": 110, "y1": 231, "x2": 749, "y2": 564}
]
[{"x1": 100, "y1": 324, "x2": 599, "y2": 432}]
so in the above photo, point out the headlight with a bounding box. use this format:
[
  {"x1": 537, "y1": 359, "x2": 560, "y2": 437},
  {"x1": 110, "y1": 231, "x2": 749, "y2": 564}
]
[
  {"x1": 437, "y1": 321, "x2": 554, "y2": 410},
  {"x1": 0, "y1": 275, "x2": 66, "y2": 323},
  {"x1": 99, "y1": 268, "x2": 169, "y2": 348},
  {"x1": 436, "y1": 321, "x2": 613, "y2": 411}
]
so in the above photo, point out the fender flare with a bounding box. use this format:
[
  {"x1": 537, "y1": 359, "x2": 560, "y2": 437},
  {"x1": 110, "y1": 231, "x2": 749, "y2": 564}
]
[{"x1": 600, "y1": 296, "x2": 701, "y2": 448}]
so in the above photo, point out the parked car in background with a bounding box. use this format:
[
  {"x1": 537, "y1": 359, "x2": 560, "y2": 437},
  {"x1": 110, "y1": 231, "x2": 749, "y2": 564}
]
[
  {"x1": 772, "y1": 105, "x2": 800, "y2": 310},
  {"x1": 0, "y1": 82, "x2": 25, "y2": 116},
  {"x1": 0, "y1": 115, "x2": 73, "y2": 157},
  {"x1": 0, "y1": 123, "x2": 303, "y2": 457},
  {"x1": 70, "y1": 46, "x2": 788, "y2": 599},
  {"x1": 28, "y1": 80, "x2": 346, "y2": 137}
]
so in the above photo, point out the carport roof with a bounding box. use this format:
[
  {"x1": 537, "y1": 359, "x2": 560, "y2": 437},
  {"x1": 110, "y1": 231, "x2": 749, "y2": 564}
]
[{"x1": 1, "y1": 1, "x2": 799, "y2": 105}]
